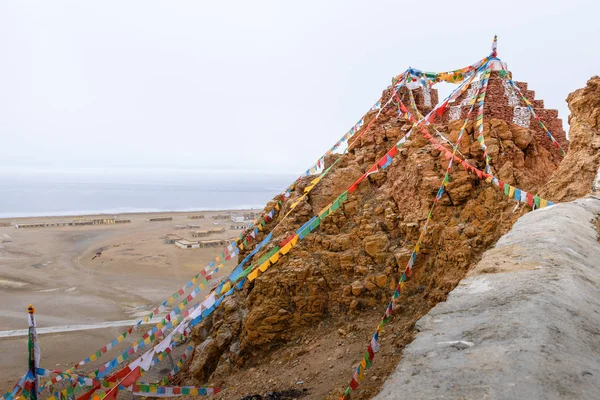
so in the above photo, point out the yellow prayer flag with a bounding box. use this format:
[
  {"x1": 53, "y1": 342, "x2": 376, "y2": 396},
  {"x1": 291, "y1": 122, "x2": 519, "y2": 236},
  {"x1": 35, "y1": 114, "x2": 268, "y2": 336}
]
[
  {"x1": 269, "y1": 252, "x2": 280, "y2": 264},
  {"x1": 540, "y1": 198, "x2": 548, "y2": 208},
  {"x1": 508, "y1": 186, "x2": 515, "y2": 198},
  {"x1": 248, "y1": 269, "x2": 259, "y2": 281},
  {"x1": 89, "y1": 354, "x2": 97, "y2": 362},
  {"x1": 290, "y1": 235, "x2": 299, "y2": 246},
  {"x1": 304, "y1": 184, "x2": 315, "y2": 193},
  {"x1": 360, "y1": 358, "x2": 367, "y2": 369},
  {"x1": 220, "y1": 281, "x2": 232, "y2": 293},
  {"x1": 259, "y1": 260, "x2": 270, "y2": 272},
  {"x1": 280, "y1": 242, "x2": 293, "y2": 255}
]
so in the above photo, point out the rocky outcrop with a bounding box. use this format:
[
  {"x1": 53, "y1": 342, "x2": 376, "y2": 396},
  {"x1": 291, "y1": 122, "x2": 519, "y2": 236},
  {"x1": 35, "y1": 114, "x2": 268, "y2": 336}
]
[
  {"x1": 185, "y1": 76, "x2": 567, "y2": 398},
  {"x1": 542, "y1": 76, "x2": 600, "y2": 201},
  {"x1": 375, "y1": 197, "x2": 600, "y2": 400}
]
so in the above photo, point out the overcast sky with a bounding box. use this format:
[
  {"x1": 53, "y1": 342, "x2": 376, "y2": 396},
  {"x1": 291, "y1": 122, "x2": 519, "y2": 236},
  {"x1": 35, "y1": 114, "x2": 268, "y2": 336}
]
[{"x1": 0, "y1": 0, "x2": 597, "y2": 174}]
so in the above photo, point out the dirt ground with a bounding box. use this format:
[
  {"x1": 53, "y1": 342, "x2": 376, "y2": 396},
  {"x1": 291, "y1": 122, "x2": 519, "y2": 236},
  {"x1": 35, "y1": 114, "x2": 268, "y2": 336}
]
[{"x1": 0, "y1": 209, "x2": 254, "y2": 392}]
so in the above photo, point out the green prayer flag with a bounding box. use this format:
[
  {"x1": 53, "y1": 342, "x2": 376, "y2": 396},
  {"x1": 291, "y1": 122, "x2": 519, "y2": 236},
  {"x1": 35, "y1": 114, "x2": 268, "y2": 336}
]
[
  {"x1": 330, "y1": 199, "x2": 341, "y2": 213},
  {"x1": 504, "y1": 184, "x2": 510, "y2": 195},
  {"x1": 309, "y1": 217, "x2": 320, "y2": 231},
  {"x1": 534, "y1": 196, "x2": 540, "y2": 208},
  {"x1": 338, "y1": 191, "x2": 349, "y2": 203}
]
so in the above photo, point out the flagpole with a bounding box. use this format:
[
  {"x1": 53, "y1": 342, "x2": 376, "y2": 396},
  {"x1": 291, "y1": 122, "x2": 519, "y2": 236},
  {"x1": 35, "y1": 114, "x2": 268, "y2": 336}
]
[{"x1": 27, "y1": 304, "x2": 38, "y2": 400}]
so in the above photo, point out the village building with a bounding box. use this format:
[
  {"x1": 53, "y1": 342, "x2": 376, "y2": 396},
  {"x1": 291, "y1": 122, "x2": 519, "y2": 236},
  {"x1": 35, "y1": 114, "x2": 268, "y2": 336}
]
[
  {"x1": 186, "y1": 223, "x2": 201, "y2": 229},
  {"x1": 230, "y1": 213, "x2": 252, "y2": 223},
  {"x1": 191, "y1": 230, "x2": 210, "y2": 238},
  {"x1": 198, "y1": 239, "x2": 228, "y2": 248},
  {"x1": 188, "y1": 215, "x2": 205, "y2": 219},
  {"x1": 210, "y1": 227, "x2": 225, "y2": 234},
  {"x1": 211, "y1": 214, "x2": 230, "y2": 220},
  {"x1": 164, "y1": 234, "x2": 183, "y2": 244},
  {"x1": 230, "y1": 224, "x2": 250, "y2": 230},
  {"x1": 146, "y1": 217, "x2": 173, "y2": 222},
  {"x1": 174, "y1": 224, "x2": 187, "y2": 230},
  {"x1": 175, "y1": 239, "x2": 200, "y2": 249},
  {"x1": 15, "y1": 222, "x2": 71, "y2": 228},
  {"x1": 91, "y1": 218, "x2": 115, "y2": 224}
]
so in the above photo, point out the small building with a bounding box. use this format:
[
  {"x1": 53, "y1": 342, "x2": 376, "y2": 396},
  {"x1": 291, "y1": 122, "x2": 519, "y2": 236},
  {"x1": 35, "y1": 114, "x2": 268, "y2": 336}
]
[
  {"x1": 230, "y1": 214, "x2": 251, "y2": 223},
  {"x1": 14, "y1": 222, "x2": 46, "y2": 228},
  {"x1": 164, "y1": 234, "x2": 183, "y2": 244},
  {"x1": 15, "y1": 221, "x2": 72, "y2": 228},
  {"x1": 146, "y1": 217, "x2": 173, "y2": 222},
  {"x1": 230, "y1": 224, "x2": 249, "y2": 230},
  {"x1": 115, "y1": 219, "x2": 131, "y2": 224},
  {"x1": 174, "y1": 224, "x2": 187, "y2": 230},
  {"x1": 92, "y1": 218, "x2": 115, "y2": 225},
  {"x1": 188, "y1": 215, "x2": 205, "y2": 219},
  {"x1": 191, "y1": 230, "x2": 210, "y2": 238},
  {"x1": 198, "y1": 239, "x2": 228, "y2": 248},
  {"x1": 72, "y1": 220, "x2": 93, "y2": 226},
  {"x1": 186, "y1": 223, "x2": 201, "y2": 229},
  {"x1": 175, "y1": 239, "x2": 200, "y2": 249},
  {"x1": 0, "y1": 222, "x2": 11, "y2": 227},
  {"x1": 211, "y1": 214, "x2": 230, "y2": 220},
  {"x1": 210, "y1": 227, "x2": 225, "y2": 234}
]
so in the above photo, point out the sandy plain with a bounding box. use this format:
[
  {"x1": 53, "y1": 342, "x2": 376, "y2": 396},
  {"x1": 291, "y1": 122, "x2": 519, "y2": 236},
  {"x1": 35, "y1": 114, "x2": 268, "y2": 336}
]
[{"x1": 0, "y1": 209, "x2": 254, "y2": 391}]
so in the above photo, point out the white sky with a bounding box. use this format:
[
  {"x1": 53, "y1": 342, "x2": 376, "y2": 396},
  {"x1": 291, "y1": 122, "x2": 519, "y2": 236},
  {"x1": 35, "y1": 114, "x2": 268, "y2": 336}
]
[{"x1": 0, "y1": 0, "x2": 598, "y2": 174}]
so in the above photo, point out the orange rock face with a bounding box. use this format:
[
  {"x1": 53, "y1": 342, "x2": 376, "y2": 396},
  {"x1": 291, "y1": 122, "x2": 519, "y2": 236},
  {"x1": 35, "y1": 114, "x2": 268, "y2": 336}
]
[
  {"x1": 542, "y1": 76, "x2": 600, "y2": 201},
  {"x1": 185, "y1": 73, "x2": 572, "y2": 398}
]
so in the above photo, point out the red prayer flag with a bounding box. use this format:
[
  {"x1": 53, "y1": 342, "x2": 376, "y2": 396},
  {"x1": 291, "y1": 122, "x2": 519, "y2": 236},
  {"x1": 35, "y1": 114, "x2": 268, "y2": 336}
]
[
  {"x1": 119, "y1": 366, "x2": 142, "y2": 387},
  {"x1": 526, "y1": 193, "x2": 534, "y2": 207},
  {"x1": 350, "y1": 378, "x2": 359, "y2": 390}
]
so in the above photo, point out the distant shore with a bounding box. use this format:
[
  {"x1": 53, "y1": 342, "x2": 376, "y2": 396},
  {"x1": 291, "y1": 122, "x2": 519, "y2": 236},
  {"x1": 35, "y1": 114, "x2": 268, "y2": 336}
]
[
  {"x1": 0, "y1": 207, "x2": 257, "y2": 390},
  {"x1": 0, "y1": 207, "x2": 263, "y2": 224}
]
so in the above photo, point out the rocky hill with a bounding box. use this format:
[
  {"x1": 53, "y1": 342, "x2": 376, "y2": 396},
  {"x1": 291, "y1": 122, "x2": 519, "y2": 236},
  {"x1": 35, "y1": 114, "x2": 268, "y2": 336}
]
[
  {"x1": 541, "y1": 76, "x2": 600, "y2": 201},
  {"x1": 179, "y1": 70, "x2": 572, "y2": 399}
]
